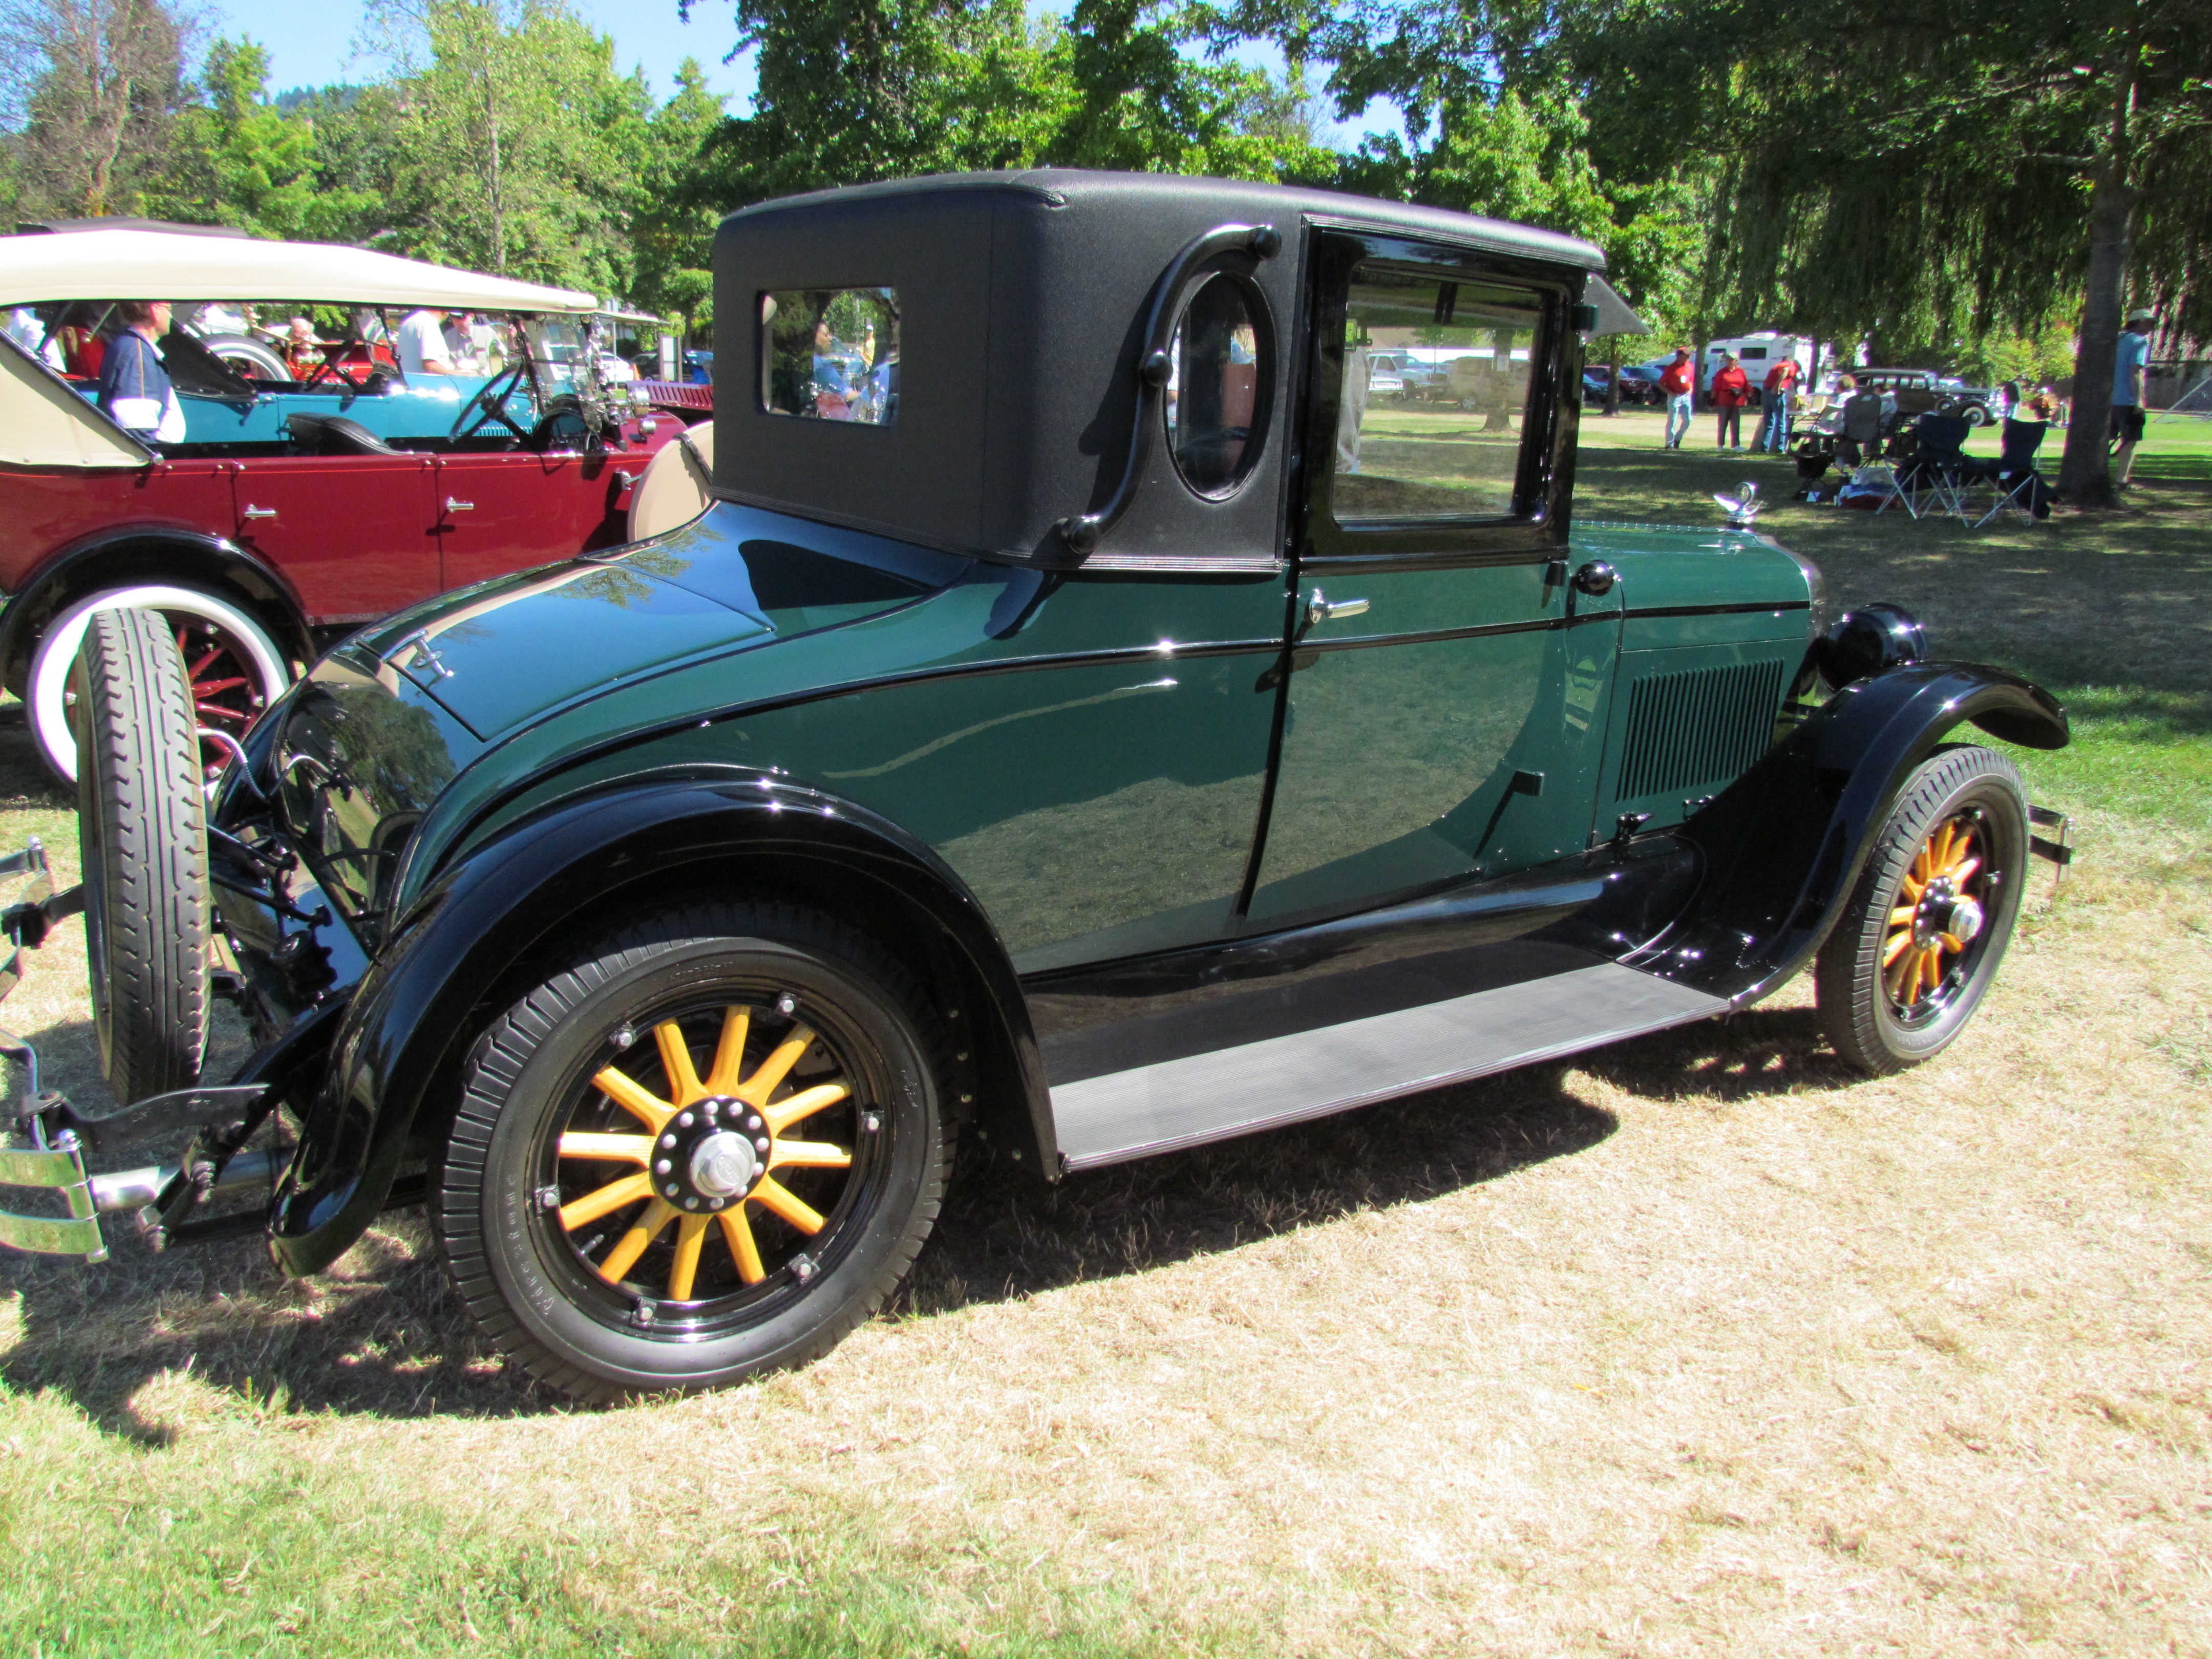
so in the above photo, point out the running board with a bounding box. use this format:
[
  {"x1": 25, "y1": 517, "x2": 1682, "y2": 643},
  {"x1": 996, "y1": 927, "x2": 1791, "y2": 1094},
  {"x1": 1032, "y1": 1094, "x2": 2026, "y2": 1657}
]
[{"x1": 1051, "y1": 963, "x2": 1727, "y2": 1171}]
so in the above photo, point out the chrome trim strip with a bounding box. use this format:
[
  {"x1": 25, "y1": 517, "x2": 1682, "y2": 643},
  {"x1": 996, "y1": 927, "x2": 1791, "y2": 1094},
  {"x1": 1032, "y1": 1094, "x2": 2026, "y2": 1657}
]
[{"x1": 1051, "y1": 962, "x2": 1724, "y2": 1169}]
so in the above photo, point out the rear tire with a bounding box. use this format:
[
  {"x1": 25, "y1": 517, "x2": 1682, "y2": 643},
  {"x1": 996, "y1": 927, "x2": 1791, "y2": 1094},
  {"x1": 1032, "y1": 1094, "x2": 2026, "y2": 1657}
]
[
  {"x1": 436, "y1": 903, "x2": 949, "y2": 1403},
  {"x1": 1816, "y1": 745, "x2": 2028, "y2": 1075},
  {"x1": 70, "y1": 607, "x2": 211, "y2": 1102}
]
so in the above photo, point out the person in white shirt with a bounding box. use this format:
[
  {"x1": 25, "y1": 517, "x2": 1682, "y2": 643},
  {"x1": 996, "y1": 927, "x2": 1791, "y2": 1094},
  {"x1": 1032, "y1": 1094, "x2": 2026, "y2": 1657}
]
[{"x1": 395, "y1": 308, "x2": 458, "y2": 375}]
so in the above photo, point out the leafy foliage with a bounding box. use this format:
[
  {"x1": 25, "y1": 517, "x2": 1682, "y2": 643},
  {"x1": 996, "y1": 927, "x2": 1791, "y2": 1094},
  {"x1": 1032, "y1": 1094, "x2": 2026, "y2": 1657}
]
[{"x1": 0, "y1": 0, "x2": 196, "y2": 220}]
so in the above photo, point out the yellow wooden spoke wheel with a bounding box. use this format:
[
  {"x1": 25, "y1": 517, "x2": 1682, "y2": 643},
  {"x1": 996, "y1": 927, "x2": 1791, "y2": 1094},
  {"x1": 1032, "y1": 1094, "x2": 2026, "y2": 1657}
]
[
  {"x1": 435, "y1": 905, "x2": 948, "y2": 1403},
  {"x1": 554, "y1": 1002, "x2": 863, "y2": 1302},
  {"x1": 1816, "y1": 746, "x2": 2028, "y2": 1076},
  {"x1": 1880, "y1": 812, "x2": 1990, "y2": 1014}
]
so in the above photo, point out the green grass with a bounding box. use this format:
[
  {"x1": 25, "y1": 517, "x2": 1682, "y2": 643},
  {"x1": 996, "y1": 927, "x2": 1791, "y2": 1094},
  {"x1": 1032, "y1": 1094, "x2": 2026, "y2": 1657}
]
[
  {"x1": 0, "y1": 1424, "x2": 1238, "y2": 1658},
  {"x1": 1573, "y1": 407, "x2": 2212, "y2": 838}
]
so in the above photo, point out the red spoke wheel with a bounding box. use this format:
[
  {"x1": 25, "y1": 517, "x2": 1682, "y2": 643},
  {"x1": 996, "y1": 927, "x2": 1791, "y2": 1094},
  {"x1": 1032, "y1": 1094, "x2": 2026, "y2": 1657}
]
[
  {"x1": 29, "y1": 585, "x2": 291, "y2": 785},
  {"x1": 1817, "y1": 745, "x2": 2030, "y2": 1075}
]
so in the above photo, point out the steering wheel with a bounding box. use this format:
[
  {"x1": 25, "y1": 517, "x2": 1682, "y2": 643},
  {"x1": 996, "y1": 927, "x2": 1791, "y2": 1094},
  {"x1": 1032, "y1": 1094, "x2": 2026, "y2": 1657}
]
[{"x1": 450, "y1": 362, "x2": 535, "y2": 443}]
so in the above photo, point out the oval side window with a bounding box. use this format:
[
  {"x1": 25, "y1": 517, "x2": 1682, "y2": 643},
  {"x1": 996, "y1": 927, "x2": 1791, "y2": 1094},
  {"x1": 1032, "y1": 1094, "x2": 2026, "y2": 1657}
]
[{"x1": 1164, "y1": 273, "x2": 1269, "y2": 499}]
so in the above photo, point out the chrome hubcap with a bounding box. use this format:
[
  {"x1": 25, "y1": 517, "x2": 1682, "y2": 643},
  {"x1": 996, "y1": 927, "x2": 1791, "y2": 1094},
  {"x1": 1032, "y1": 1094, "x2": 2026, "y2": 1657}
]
[{"x1": 691, "y1": 1129, "x2": 760, "y2": 1198}]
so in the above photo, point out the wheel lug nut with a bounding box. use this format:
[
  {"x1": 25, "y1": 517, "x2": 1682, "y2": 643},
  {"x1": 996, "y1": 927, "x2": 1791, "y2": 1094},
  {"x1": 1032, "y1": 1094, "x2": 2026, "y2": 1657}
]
[
  {"x1": 678, "y1": 1112, "x2": 694, "y2": 1128},
  {"x1": 684, "y1": 1197, "x2": 699, "y2": 1210},
  {"x1": 655, "y1": 1159, "x2": 671, "y2": 1175},
  {"x1": 537, "y1": 1185, "x2": 561, "y2": 1210},
  {"x1": 755, "y1": 1137, "x2": 769, "y2": 1155},
  {"x1": 776, "y1": 994, "x2": 797, "y2": 1015},
  {"x1": 664, "y1": 1183, "x2": 679, "y2": 1197}
]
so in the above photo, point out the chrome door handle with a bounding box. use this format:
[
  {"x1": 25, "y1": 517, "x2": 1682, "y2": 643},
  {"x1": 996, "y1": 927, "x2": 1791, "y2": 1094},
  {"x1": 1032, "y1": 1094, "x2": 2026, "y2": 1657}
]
[
  {"x1": 443, "y1": 497, "x2": 475, "y2": 513},
  {"x1": 241, "y1": 504, "x2": 277, "y2": 520},
  {"x1": 1305, "y1": 589, "x2": 1371, "y2": 629}
]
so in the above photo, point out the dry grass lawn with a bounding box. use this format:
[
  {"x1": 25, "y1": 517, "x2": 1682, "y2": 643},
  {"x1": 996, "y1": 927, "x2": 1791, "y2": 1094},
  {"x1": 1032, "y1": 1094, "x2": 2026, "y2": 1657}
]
[{"x1": 2, "y1": 426, "x2": 2209, "y2": 1654}]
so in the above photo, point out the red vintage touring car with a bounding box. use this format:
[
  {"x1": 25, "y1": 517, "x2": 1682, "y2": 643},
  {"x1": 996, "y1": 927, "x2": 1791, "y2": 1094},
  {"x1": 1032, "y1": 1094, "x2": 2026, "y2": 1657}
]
[{"x1": 0, "y1": 228, "x2": 706, "y2": 780}]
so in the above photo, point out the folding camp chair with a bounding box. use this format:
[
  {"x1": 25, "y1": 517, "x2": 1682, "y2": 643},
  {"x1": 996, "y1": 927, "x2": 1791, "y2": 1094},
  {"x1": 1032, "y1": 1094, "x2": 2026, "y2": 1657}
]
[
  {"x1": 1892, "y1": 414, "x2": 1974, "y2": 520},
  {"x1": 1971, "y1": 417, "x2": 2051, "y2": 526}
]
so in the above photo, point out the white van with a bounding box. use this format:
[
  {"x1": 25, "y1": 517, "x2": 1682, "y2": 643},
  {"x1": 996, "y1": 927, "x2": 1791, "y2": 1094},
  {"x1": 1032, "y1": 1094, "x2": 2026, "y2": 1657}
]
[{"x1": 1701, "y1": 332, "x2": 1816, "y2": 394}]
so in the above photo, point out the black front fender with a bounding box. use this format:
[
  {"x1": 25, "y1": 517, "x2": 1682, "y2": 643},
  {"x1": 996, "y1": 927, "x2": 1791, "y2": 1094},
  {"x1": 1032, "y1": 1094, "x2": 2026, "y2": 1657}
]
[
  {"x1": 1646, "y1": 662, "x2": 2067, "y2": 1004},
  {"x1": 267, "y1": 776, "x2": 1048, "y2": 1278}
]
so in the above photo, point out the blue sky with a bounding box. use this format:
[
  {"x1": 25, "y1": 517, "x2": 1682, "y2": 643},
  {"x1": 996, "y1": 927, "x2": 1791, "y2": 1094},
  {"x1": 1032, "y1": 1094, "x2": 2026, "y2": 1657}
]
[
  {"x1": 207, "y1": 0, "x2": 759, "y2": 104},
  {"x1": 203, "y1": 0, "x2": 1398, "y2": 145}
]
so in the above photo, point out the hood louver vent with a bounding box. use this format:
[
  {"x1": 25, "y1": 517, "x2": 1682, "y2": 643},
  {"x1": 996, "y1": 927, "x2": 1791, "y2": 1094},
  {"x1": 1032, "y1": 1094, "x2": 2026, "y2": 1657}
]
[{"x1": 1616, "y1": 657, "x2": 1789, "y2": 803}]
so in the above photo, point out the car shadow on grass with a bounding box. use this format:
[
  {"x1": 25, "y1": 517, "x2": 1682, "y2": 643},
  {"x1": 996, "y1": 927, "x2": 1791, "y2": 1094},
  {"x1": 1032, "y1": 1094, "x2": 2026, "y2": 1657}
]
[
  {"x1": 3, "y1": 1059, "x2": 1620, "y2": 1437},
  {"x1": 3, "y1": 1001, "x2": 1867, "y2": 1434},
  {"x1": 895, "y1": 1061, "x2": 1621, "y2": 1318}
]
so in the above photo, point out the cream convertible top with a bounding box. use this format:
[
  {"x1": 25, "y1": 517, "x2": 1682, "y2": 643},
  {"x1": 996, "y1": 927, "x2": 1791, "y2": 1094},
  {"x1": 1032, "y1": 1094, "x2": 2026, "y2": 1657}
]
[{"x1": 0, "y1": 228, "x2": 601, "y2": 470}]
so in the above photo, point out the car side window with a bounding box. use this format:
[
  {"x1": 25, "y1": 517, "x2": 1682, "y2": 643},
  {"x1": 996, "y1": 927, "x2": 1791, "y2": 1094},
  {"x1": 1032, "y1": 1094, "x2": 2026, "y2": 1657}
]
[{"x1": 1330, "y1": 265, "x2": 1544, "y2": 524}]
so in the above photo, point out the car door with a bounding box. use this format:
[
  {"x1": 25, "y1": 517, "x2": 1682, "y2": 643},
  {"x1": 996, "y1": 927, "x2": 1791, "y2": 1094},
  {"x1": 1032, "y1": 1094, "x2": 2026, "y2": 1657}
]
[
  {"x1": 434, "y1": 448, "x2": 634, "y2": 592},
  {"x1": 1244, "y1": 231, "x2": 1622, "y2": 927},
  {"x1": 228, "y1": 453, "x2": 441, "y2": 627}
]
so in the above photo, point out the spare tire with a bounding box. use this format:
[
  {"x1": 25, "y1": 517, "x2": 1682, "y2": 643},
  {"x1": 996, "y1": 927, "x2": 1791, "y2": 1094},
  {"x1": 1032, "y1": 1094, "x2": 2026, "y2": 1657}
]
[
  {"x1": 200, "y1": 333, "x2": 292, "y2": 382},
  {"x1": 69, "y1": 607, "x2": 210, "y2": 1102}
]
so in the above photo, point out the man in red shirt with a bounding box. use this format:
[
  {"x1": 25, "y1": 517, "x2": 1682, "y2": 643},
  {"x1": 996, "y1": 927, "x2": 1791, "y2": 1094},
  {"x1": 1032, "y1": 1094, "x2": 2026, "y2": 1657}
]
[
  {"x1": 1711, "y1": 351, "x2": 1752, "y2": 449},
  {"x1": 1659, "y1": 347, "x2": 1695, "y2": 449},
  {"x1": 1757, "y1": 354, "x2": 1801, "y2": 453}
]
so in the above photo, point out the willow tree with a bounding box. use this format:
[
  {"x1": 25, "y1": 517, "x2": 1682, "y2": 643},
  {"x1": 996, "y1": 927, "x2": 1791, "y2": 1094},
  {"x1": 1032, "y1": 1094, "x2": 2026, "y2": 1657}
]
[{"x1": 1569, "y1": 0, "x2": 2212, "y2": 504}]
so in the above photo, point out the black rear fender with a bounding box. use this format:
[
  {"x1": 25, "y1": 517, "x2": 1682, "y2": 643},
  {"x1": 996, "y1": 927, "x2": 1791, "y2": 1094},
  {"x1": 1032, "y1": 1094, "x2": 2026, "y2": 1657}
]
[
  {"x1": 0, "y1": 528, "x2": 311, "y2": 692},
  {"x1": 267, "y1": 777, "x2": 1048, "y2": 1278},
  {"x1": 1648, "y1": 662, "x2": 2066, "y2": 1004}
]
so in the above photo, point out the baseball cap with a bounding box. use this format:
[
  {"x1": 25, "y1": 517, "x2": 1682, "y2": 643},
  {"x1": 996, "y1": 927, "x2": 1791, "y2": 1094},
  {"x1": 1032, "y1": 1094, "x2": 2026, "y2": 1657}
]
[{"x1": 2125, "y1": 307, "x2": 2156, "y2": 324}]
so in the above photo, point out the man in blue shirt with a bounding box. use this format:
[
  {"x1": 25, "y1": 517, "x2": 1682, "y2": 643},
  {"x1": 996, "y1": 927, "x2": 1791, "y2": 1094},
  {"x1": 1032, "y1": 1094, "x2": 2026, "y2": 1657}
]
[
  {"x1": 2112, "y1": 307, "x2": 2153, "y2": 487},
  {"x1": 95, "y1": 300, "x2": 178, "y2": 442}
]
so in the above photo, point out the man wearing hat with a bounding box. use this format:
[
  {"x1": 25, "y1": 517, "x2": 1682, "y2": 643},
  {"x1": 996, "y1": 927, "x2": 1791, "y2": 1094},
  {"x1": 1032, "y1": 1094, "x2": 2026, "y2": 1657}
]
[{"x1": 2112, "y1": 307, "x2": 2155, "y2": 488}]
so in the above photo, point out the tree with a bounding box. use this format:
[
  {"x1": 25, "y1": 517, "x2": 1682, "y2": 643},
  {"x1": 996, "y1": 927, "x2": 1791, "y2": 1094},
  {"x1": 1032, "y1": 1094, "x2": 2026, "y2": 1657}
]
[
  {"x1": 679, "y1": 0, "x2": 1339, "y2": 211},
  {"x1": 661, "y1": 266, "x2": 713, "y2": 348},
  {"x1": 1567, "y1": 0, "x2": 2212, "y2": 504},
  {"x1": 144, "y1": 39, "x2": 383, "y2": 240},
  {"x1": 624, "y1": 62, "x2": 728, "y2": 321},
  {"x1": 0, "y1": 0, "x2": 197, "y2": 219},
  {"x1": 366, "y1": 0, "x2": 649, "y2": 290}
]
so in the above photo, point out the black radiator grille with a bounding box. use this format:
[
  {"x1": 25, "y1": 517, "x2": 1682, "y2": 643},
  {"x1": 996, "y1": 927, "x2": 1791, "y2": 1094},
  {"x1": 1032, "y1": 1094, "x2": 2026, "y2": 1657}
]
[{"x1": 1615, "y1": 657, "x2": 1789, "y2": 802}]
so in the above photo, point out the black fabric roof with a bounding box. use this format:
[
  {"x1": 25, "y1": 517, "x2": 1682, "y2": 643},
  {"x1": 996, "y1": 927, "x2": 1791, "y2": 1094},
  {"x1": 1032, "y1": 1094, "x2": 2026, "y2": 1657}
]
[{"x1": 712, "y1": 169, "x2": 1603, "y2": 566}]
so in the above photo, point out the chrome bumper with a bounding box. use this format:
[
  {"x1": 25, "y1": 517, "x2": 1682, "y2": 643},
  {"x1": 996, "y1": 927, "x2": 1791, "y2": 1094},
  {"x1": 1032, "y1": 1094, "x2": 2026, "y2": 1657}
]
[{"x1": 0, "y1": 839, "x2": 282, "y2": 1261}]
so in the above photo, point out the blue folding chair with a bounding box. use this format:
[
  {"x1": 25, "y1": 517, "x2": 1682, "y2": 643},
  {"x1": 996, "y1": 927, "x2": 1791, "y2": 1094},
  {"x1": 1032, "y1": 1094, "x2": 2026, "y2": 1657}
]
[
  {"x1": 1893, "y1": 414, "x2": 1974, "y2": 520},
  {"x1": 1971, "y1": 418, "x2": 2051, "y2": 526}
]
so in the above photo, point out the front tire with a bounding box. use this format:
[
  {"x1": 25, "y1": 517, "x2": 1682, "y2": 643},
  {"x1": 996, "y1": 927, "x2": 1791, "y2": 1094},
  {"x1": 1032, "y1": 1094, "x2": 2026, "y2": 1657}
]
[
  {"x1": 31, "y1": 584, "x2": 291, "y2": 784},
  {"x1": 69, "y1": 607, "x2": 211, "y2": 1102},
  {"x1": 1816, "y1": 745, "x2": 2029, "y2": 1075},
  {"x1": 437, "y1": 904, "x2": 949, "y2": 1403}
]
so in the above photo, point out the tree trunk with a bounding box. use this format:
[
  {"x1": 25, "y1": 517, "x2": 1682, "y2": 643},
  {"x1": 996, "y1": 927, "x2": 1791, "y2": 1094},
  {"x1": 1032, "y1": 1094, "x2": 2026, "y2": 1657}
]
[
  {"x1": 2057, "y1": 157, "x2": 2134, "y2": 505},
  {"x1": 2059, "y1": 44, "x2": 2142, "y2": 508}
]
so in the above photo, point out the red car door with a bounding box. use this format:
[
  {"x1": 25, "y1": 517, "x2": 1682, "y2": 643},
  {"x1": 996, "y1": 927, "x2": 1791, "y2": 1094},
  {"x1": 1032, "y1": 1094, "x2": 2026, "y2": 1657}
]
[
  {"x1": 228, "y1": 454, "x2": 442, "y2": 627},
  {"x1": 433, "y1": 449, "x2": 639, "y2": 593},
  {"x1": 3, "y1": 458, "x2": 237, "y2": 597}
]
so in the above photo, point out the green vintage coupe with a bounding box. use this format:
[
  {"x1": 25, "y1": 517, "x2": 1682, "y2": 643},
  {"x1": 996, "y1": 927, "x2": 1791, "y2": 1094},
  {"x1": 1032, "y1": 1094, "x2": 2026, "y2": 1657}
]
[{"x1": 0, "y1": 172, "x2": 2070, "y2": 1403}]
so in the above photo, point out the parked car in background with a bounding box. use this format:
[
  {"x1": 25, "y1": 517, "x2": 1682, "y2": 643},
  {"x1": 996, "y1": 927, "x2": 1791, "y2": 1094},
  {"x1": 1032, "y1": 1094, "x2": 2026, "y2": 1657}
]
[
  {"x1": 1613, "y1": 362, "x2": 1665, "y2": 404},
  {"x1": 0, "y1": 227, "x2": 683, "y2": 782},
  {"x1": 1850, "y1": 368, "x2": 1997, "y2": 426},
  {"x1": 1364, "y1": 347, "x2": 1409, "y2": 398},
  {"x1": 0, "y1": 169, "x2": 2071, "y2": 1409}
]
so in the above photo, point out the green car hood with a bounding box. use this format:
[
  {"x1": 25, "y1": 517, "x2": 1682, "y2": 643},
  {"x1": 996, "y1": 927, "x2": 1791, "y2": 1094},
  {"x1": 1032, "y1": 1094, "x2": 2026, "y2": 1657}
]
[
  {"x1": 1567, "y1": 520, "x2": 1823, "y2": 629},
  {"x1": 352, "y1": 503, "x2": 971, "y2": 743}
]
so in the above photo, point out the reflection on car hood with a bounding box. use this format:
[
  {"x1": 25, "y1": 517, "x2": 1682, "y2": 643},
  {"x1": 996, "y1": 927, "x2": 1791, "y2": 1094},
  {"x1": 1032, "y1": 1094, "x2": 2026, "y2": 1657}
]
[{"x1": 348, "y1": 501, "x2": 969, "y2": 742}]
